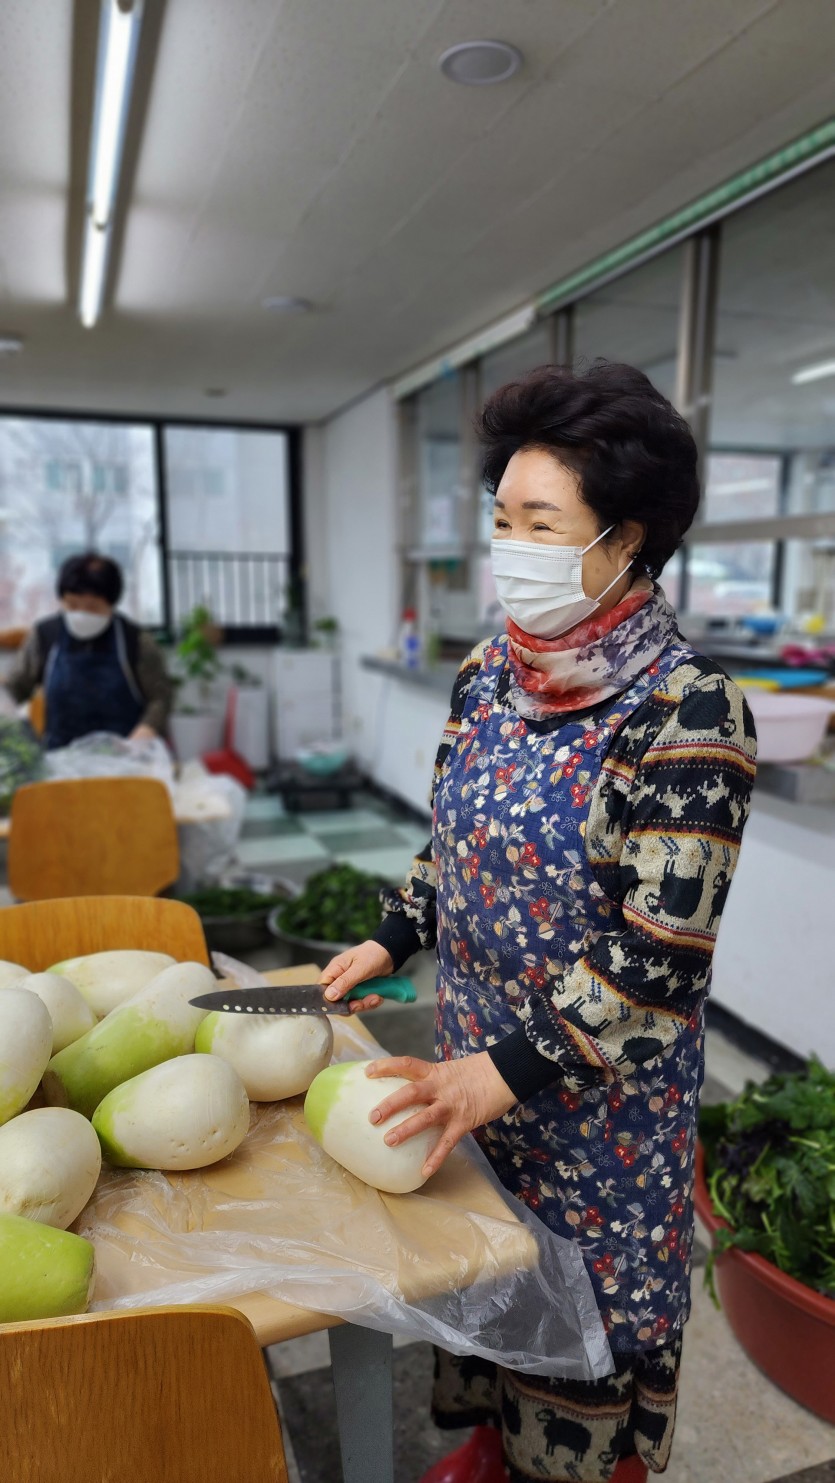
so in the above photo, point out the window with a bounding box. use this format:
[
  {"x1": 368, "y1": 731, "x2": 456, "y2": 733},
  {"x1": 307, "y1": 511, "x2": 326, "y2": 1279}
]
[
  {"x1": 163, "y1": 425, "x2": 291, "y2": 631},
  {"x1": 413, "y1": 374, "x2": 466, "y2": 552},
  {"x1": 0, "y1": 417, "x2": 162, "y2": 627},
  {"x1": 702, "y1": 157, "x2": 835, "y2": 619},
  {"x1": 573, "y1": 247, "x2": 685, "y2": 403}
]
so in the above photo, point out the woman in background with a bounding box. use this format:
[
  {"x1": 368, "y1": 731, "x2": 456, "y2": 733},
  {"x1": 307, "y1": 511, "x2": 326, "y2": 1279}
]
[{"x1": 7, "y1": 551, "x2": 172, "y2": 749}]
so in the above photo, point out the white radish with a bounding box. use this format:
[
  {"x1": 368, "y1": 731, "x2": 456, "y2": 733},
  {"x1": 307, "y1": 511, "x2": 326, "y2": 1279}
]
[
  {"x1": 0, "y1": 958, "x2": 30, "y2": 988},
  {"x1": 92, "y1": 1054, "x2": 250, "y2": 1170},
  {"x1": 0, "y1": 1107, "x2": 101, "y2": 1228},
  {"x1": 3, "y1": 973, "x2": 97, "y2": 1053},
  {"x1": 42, "y1": 961, "x2": 214, "y2": 1119},
  {"x1": 48, "y1": 949, "x2": 176, "y2": 1018},
  {"x1": 0, "y1": 989, "x2": 52, "y2": 1126},
  {"x1": 0, "y1": 1212, "x2": 95, "y2": 1321},
  {"x1": 195, "y1": 1011, "x2": 333, "y2": 1101},
  {"x1": 304, "y1": 1060, "x2": 441, "y2": 1194}
]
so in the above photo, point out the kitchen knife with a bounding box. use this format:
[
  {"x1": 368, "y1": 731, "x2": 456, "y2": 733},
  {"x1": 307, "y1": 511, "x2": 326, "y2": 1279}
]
[{"x1": 189, "y1": 975, "x2": 417, "y2": 1017}]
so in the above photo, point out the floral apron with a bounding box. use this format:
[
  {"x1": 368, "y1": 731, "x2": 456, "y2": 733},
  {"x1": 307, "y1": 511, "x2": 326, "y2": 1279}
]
[{"x1": 434, "y1": 635, "x2": 703, "y2": 1354}]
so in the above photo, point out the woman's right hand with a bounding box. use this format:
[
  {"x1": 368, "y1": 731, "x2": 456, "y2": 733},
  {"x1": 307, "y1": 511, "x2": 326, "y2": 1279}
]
[{"x1": 319, "y1": 939, "x2": 395, "y2": 1014}]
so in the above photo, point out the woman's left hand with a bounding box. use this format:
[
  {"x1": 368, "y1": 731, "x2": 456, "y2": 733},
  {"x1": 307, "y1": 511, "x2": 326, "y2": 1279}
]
[
  {"x1": 366, "y1": 1053, "x2": 517, "y2": 1179},
  {"x1": 128, "y1": 723, "x2": 157, "y2": 743}
]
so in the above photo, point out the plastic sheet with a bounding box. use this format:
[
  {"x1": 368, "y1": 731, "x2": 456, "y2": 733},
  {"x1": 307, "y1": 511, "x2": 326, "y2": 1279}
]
[{"x1": 76, "y1": 956, "x2": 612, "y2": 1380}]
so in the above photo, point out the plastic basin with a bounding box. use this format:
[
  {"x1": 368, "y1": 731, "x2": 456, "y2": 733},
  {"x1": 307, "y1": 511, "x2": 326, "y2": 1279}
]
[
  {"x1": 741, "y1": 690, "x2": 835, "y2": 762},
  {"x1": 695, "y1": 1143, "x2": 835, "y2": 1422}
]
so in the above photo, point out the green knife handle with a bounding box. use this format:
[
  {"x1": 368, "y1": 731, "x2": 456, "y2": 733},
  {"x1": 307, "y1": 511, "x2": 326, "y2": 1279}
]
[{"x1": 343, "y1": 976, "x2": 416, "y2": 1004}]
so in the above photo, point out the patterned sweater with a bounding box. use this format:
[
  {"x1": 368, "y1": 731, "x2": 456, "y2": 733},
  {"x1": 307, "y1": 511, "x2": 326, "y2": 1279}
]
[{"x1": 372, "y1": 641, "x2": 757, "y2": 1101}]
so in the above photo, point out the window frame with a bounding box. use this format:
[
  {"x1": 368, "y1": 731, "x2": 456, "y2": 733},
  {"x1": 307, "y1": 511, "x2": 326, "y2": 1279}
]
[{"x1": 0, "y1": 405, "x2": 304, "y2": 645}]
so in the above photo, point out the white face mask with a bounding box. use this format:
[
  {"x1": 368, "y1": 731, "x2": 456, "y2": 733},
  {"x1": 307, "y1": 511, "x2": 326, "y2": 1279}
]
[
  {"x1": 63, "y1": 609, "x2": 112, "y2": 642},
  {"x1": 491, "y1": 525, "x2": 633, "y2": 639}
]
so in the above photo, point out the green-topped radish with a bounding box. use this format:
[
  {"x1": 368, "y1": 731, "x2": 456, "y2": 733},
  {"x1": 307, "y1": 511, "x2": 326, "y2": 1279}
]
[
  {"x1": 92, "y1": 1054, "x2": 250, "y2": 1170},
  {"x1": 0, "y1": 1107, "x2": 101, "y2": 1227},
  {"x1": 42, "y1": 961, "x2": 214, "y2": 1118},
  {"x1": 0, "y1": 1212, "x2": 95, "y2": 1321},
  {"x1": 48, "y1": 949, "x2": 175, "y2": 1018},
  {"x1": 4, "y1": 973, "x2": 97, "y2": 1054},
  {"x1": 195, "y1": 1011, "x2": 333, "y2": 1101},
  {"x1": 0, "y1": 988, "x2": 53, "y2": 1125},
  {"x1": 304, "y1": 1060, "x2": 441, "y2": 1194}
]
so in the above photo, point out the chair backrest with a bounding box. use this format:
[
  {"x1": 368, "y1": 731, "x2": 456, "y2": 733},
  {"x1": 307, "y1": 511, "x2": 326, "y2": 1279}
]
[
  {"x1": 0, "y1": 896, "x2": 208, "y2": 970},
  {"x1": 8, "y1": 776, "x2": 180, "y2": 899},
  {"x1": 0, "y1": 1305, "x2": 289, "y2": 1483}
]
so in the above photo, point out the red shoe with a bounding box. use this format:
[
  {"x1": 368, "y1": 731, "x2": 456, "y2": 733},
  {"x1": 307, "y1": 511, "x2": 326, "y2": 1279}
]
[{"x1": 420, "y1": 1425, "x2": 507, "y2": 1483}]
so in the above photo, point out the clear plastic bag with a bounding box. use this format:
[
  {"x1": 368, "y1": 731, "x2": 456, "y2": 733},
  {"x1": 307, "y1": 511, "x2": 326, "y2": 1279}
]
[
  {"x1": 77, "y1": 956, "x2": 612, "y2": 1380},
  {"x1": 173, "y1": 766, "x2": 247, "y2": 890},
  {"x1": 44, "y1": 731, "x2": 176, "y2": 789}
]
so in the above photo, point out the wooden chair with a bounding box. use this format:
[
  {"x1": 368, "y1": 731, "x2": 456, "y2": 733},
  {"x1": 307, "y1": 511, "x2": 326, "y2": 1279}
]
[
  {"x1": 0, "y1": 895, "x2": 209, "y2": 970},
  {"x1": 0, "y1": 1305, "x2": 289, "y2": 1483},
  {"x1": 8, "y1": 777, "x2": 180, "y2": 900}
]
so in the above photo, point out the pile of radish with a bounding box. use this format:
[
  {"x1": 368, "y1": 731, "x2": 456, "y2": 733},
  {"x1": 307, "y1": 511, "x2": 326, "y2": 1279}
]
[{"x1": 0, "y1": 949, "x2": 427, "y2": 1328}]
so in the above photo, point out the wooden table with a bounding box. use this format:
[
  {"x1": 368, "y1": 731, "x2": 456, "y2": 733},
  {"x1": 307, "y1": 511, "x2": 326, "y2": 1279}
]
[{"x1": 91, "y1": 964, "x2": 539, "y2": 1483}]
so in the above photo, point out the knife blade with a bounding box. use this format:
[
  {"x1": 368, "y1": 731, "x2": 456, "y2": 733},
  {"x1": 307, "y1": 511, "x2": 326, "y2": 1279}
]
[{"x1": 189, "y1": 975, "x2": 417, "y2": 1018}]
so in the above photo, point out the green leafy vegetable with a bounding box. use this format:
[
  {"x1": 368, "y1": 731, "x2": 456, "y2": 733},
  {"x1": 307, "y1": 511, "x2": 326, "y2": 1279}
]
[
  {"x1": 181, "y1": 886, "x2": 286, "y2": 920},
  {"x1": 273, "y1": 864, "x2": 386, "y2": 945},
  {"x1": 0, "y1": 719, "x2": 43, "y2": 816},
  {"x1": 700, "y1": 1057, "x2": 835, "y2": 1302}
]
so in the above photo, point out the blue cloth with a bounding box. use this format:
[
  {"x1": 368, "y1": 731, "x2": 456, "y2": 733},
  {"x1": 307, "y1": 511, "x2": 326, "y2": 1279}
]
[
  {"x1": 433, "y1": 634, "x2": 705, "y2": 1354},
  {"x1": 44, "y1": 616, "x2": 144, "y2": 750}
]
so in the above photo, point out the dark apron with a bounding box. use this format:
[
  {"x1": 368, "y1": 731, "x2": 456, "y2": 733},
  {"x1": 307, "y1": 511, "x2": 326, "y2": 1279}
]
[
  {"x1": 44, "y1": 616, "x2": 144, "y2": 750},
  {"x1": 434, "y1": 633, "x2": 704, "y2": 1355}
]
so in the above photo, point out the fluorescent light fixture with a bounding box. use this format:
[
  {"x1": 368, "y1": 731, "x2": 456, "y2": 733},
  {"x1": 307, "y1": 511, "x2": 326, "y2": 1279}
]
[
  {"x1": 79, "y1": 219, "x2": 110, "y2": 329},
  {"x1": 392, "y1": 304, "x2": 537, "y2": 399},
  {"x1": 0, "y1": 336, "x2": 23, "y2": 356},
  {"x1": 791, "y1": 358, "x2": 835, "y2": 386},
  {"x1": 78, "y1": 0, "x2": 145, "y2": 327}
]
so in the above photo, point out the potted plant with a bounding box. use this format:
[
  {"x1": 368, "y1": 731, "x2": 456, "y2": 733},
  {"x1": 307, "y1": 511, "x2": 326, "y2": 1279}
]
[
  {"x1": 696, "y1": 1057, "x2": 835, "y2": 1422},
  {"x1": 168, "y1": 606, "x2": 225, "y2": 762}
]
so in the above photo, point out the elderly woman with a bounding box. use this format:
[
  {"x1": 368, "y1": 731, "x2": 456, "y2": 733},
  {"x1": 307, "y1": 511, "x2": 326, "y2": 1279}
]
[
  {"x1": 322, "y1": 362, "x2": 757, "y2": 1483},
  {"x1": 7, "y1": 552, "x2": 172, "y2": 750}
]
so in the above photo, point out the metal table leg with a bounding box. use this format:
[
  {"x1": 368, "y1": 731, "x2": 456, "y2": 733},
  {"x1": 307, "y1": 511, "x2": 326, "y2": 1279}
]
[{"x1": 328, "y1": 1323, "x2": 394, "y2": 1483}]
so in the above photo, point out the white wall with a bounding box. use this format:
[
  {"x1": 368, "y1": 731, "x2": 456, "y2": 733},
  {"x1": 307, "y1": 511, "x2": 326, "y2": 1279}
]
[
  {"x1": 307, "y1": 388, "x2": 441, "y2": 811},
  {"x1": 711, "y1": 792, "x2": 835, "y2": 1065}
]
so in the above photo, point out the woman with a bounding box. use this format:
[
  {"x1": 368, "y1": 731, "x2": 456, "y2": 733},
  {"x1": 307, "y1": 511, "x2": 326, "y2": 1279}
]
[
  {"x1": 323, "y1": 362, "x2": 757, "y2": 1483},
  {"x1": 7, "y1": 552, "x2": 173, "y2": 749}
]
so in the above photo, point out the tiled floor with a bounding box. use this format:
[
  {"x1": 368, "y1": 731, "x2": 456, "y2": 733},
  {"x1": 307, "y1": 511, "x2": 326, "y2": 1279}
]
[{"x1": 236, "y1": 792, "x2": 834, "y2": 1483}]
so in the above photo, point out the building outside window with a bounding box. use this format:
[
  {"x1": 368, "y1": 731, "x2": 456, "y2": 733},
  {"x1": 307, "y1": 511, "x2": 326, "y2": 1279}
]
[{"x1": 0, "y1": 417, "x2": 161, "y2": 627}]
